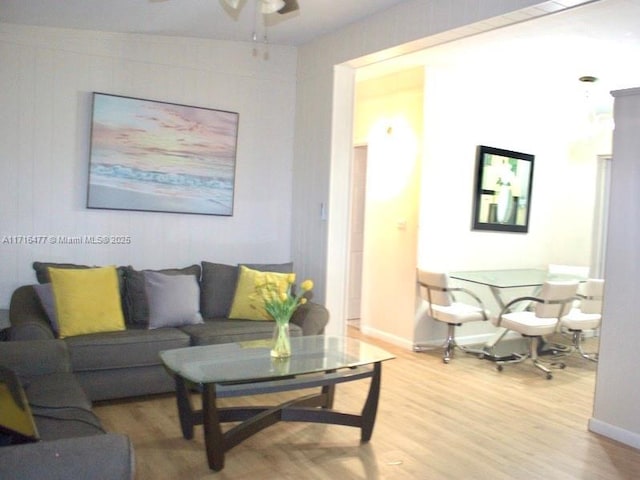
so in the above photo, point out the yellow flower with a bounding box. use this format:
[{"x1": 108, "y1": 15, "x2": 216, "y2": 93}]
[{"x1": 257, "y1": 276, "x2": 315, "y2": 325}]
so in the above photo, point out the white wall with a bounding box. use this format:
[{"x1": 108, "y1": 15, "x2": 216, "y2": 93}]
[
  {"x1": 0, "y1": 24, "x2": 298, "y2": 306},
  {"x1": 589, "y1": 87, "x2": 640, "y2": 448}
]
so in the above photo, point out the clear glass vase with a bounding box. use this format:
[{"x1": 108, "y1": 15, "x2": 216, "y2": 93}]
[{"x1": 271, "y1": 322, "x2": 291, "y2": 358}]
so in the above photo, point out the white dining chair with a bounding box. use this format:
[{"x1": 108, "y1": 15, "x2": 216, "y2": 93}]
[
  {"x1": 417, "y1": 269, "x2": 490, "y2": 364},
  {"x1": 558, "y1": 278, "x2": 604, "y2": 362},
  {"x1": 492, "y1": 280, "x2": 579, "y2": 379}
]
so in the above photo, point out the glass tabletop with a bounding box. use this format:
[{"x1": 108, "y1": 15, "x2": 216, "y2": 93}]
[
  {"x1": 450, "y1": 268, "x2": 583, "y2": 289},
  {"x1": 160, "y1": 335, "x2": 395, "y2": 385}
]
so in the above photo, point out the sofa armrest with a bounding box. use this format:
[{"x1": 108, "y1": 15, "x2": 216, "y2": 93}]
[
  {"x1": 0, "y1": 340, "x2": 71, "y2": 376},
  {"x1": 290, "y1": 301, "x2": 329, "y2": 336},
  {"x1": 9, "y1": 285, "x2": 55, "y2": 341},
  {"x1": 0, "y1": 433, "x2": 134, "y2": 480}
]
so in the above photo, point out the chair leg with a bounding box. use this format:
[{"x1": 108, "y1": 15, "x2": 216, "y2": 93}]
[
  {"x1": 549, "y1": 330, "x2": 599, "y2": 362},
  {"x1": 441, "y1": 324, "x2": 456, "y2": 363},
  {"x1": 440, "y1": 324, "x2": 487, "y2": 364},
  {"x1": 496, "y1": 336, "x2": 565, "y2": 379},
  {"x1": 572, "y1": 331, "x2": 599, "y2": 362}
]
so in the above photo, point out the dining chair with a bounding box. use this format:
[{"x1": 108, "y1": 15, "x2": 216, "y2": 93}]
[
  {"x1": 492, "y1": 280, "x2": 579, "y2": 379},
  {"x1": 558, "y1": 278, "x2": 604, "y2": 362},
  {"x1": 416, "y1": 269, "x2": 489, "y2": 364},
  {"x1": 546, "y1": 264, "x2": 589, "y2": 305}
]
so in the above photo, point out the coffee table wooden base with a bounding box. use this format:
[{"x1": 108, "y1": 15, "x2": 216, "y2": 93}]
[{"x1": 173, "y1": 362, "x2": 382, "y2": 472}]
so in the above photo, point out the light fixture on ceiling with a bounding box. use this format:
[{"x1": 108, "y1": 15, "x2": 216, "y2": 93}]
[
  {"x1": 579, "y1": 75, "x2": 598, "y2": 83},
  {"x1": 579, "y1": 75, "x2": 598, "y2": 100},
  {"x1": 261, "y1": 0, "x2": 285, "y2": 14},
  {"x1": 577, "y1": 75, "x2": 613, "y2": 140},
  {"x1": 222, "y1": 0, "x2": 299, "y2": 15},
  {"x1": 222, "y1": 0, "x2": 299, "y2": 59}
]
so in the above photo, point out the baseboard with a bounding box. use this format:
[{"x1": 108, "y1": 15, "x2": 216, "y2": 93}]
[
  {"x1": 358, "y1": 327, "x2": 523, "y2": 352},
  {"x1": 588, "y1": 417, "x2": 640, "y2": 449},
  {"x1": 359, "y1": 325, "x2": 415, "y2": 350},
  {"x1": 412, "y1": 330, "x2": 523, "y2": 351}
]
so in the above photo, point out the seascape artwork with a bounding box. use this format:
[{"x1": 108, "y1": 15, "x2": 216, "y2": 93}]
[{"x1": 87, "y1": 93, "x2": 239, "y2": 216}]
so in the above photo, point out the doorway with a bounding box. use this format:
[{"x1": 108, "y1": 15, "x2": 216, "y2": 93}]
[{"x1": 347, "y1": 146, "x2": 368, "y2": 329}]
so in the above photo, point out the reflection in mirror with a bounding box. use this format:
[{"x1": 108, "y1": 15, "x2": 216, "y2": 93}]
[{"x1": 472, "y1": 145, "x2": 534, "y2": 233}]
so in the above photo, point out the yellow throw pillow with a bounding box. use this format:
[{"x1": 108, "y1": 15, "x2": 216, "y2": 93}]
[
  {"x1": 228, "y1": 265, "x2": 294, "y2": 321},
  {"x1": 49, "y1": 266, "x2": 126, "y2": 338}
]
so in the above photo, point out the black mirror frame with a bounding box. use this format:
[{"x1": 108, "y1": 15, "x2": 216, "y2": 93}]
[{"x1": 472, "y1": 145, "x2": 534, "y2": 233}]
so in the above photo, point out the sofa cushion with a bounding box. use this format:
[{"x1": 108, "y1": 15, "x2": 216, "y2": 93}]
[
  {"x1": 180, "y1": 318, "x2": 302, "y2": 346},
  {"x1": 49, "y1": 266, "x2": 125, "y2": 338},
  {"x1": 33, "y1": 261, "x2": 127, "y2": 308},
  {"x1": 200, "y1": 262, "x2": 239, "y2": 318},
  {"x1": 144, "y1": 271, "x2": 203, "y2": 329},
  {"x1": 228, "y1": 266, "x2": 295, "y2": 321},
  {"x1": 32, "y1": 283, "x2": 59, "y2": 336},
  {"x1": 22, "y1": 372, "x2": 93, "y2": 412},
  {"x1": 31, "y1": 408, "x2": 104, "y2": 441},
  {"x1": 0, "y1": 434, "x2": 134, "y2": 480},
  {"x1": 20, "y1": 371, "x2": 104, "y2": 440},
  {"x1": 200, "y1": 262, "x2": 294, "y2": 319},
  {"x1": 65, "y1": 327, "x2": 190, "y2": 371},
  {"x1": 123, "y1": 264, "x2": 201, "y2": 326},
  {"x1": 33, "y1": 262, "x2": 92, "y2": 284}
]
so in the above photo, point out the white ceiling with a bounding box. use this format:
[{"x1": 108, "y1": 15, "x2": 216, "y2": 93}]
[
  {"x1": 358, "y1": 0, "x2": 640, "y2": 112},
  {"x1": 2, "y1": 0, "x2": 640, "y2": 106},
  {"x1": 0, "y1": 0, "x2": 413, "y2": 46}
]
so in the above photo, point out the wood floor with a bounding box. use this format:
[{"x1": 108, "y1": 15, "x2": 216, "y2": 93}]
[{"x1": 94, "y1": 329, "x2": 640, "y2": 479}]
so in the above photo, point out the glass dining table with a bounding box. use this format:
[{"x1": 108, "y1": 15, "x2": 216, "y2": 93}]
[
  {"x1": 450, "y1": 268, "x2": 585, "y2": 306},
  {"x1": 449, "y1": 268, "x2": 586, "y2": 357}
]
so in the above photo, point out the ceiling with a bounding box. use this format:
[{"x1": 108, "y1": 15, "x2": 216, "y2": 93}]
[
  {"x1": 0, "y1": 0, "x2": 412, "y2": 46},
  {"x1": 2, "y1": 0, "x2": 640, "y2": 104},
  {"x1": 358, "y1": 0, "x2": 640, "y2": 112}
]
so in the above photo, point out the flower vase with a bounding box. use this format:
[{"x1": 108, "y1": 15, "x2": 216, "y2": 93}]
[{"x1": 271, "y1": 322, "x2": 291, "y2": 358}]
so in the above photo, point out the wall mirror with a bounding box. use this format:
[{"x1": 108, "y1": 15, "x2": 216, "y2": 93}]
[{"x1": 472, "y1": 145, "x2": 534, "y2": 233}]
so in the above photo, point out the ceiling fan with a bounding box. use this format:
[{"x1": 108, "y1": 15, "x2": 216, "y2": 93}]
[{"x1": 223, "y1": 0, "x2": 300, "y2": 15}]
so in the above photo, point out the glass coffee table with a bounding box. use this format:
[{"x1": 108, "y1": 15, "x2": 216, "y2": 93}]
[{"x1": 160, "y1": 335, "x2": 395, "y2": 471}]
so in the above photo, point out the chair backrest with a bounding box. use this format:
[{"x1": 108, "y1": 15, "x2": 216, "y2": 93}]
[
  {"x1": 534, "y1": 281, "x2": 579, "y2": 318},
  {"x1": 417, "y1": 270, "x2": 452, "y2": 307},
  {"x1": 579, "y1": 278, "x2": 605, "y2": 314}
]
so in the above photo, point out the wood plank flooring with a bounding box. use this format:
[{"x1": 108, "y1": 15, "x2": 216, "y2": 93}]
[{"x1": 94, "y1": 329, "x2": 640, "y2": 479}]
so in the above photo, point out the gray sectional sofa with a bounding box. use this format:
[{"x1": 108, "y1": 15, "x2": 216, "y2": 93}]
[
  {"x1": 0, "y1": 340, "x2": 134, "y2": 480},
  {"x1": 8, "y1": 261, "x2": 329, "y2": 401}
]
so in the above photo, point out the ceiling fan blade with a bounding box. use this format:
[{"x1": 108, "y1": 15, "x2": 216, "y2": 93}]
[
  {"x1": 223, "y1": 0, "x2": 242, "y2": 8},
  {"x1": 278, "y1": 0, "x2": 299, "y2": 14}
]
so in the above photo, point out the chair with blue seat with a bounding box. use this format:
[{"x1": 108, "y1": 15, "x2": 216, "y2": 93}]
[
  {"x1": 493, "y1": 280, "x2": 579, "y2": 379},
  {"x1": 558, "y1": 278, "x2": 604, "y2": 362},
  {"x1": 417, "y1": 269, "x2": 489, "y2": 364}
]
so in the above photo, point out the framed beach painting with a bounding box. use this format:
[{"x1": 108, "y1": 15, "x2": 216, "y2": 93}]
[
  {"x1": 87, "y1": 93, "x2": 239, "y2": 216},
  {"x1": 472, "y1": 145, "x2": 534, "y2": 233}
]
